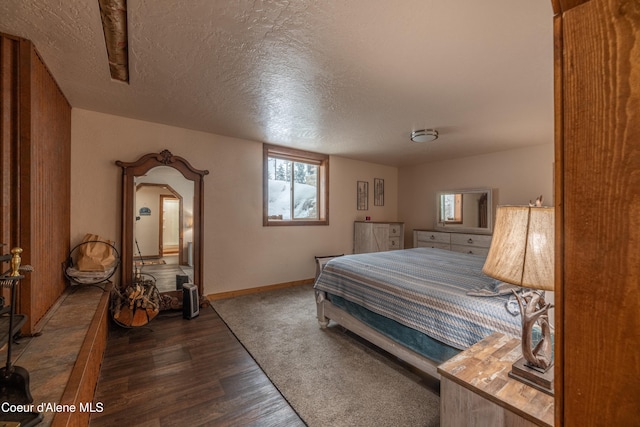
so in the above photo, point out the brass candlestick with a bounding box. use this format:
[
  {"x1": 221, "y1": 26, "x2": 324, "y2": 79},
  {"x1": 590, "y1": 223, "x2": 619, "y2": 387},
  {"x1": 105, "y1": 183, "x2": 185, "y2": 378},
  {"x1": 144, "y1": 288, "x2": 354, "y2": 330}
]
[{"x1": 10, "y1": 247, "x2": 23, "y2": 277}]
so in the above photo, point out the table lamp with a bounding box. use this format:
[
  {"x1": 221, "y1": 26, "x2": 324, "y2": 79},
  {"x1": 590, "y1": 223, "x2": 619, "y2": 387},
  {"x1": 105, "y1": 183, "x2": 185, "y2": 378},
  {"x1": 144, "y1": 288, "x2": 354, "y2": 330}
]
[{"x1": 482, "y1": 204, "x2": 555, "y2": 395}]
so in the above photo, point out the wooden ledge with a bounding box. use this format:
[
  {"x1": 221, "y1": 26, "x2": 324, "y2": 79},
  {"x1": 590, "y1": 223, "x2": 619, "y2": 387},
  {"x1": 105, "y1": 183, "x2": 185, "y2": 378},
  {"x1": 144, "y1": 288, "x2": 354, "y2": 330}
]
[{"x1": 51, "y1": 284, "x2": 111, "y2": 427}]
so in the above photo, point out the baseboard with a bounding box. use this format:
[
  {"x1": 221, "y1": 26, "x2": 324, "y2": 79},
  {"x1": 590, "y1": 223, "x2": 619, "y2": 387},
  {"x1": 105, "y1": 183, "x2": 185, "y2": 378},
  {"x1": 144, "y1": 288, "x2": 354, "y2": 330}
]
[{"x1": 207, "y1": 278, "x2": 314, "y2": 301}]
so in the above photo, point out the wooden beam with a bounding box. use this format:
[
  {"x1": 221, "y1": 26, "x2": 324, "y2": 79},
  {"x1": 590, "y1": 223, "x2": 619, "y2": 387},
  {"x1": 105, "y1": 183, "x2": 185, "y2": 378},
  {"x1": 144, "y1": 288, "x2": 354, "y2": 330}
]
[{"x1": 98, "y1": 0, "x2": 129, "y2": 82}]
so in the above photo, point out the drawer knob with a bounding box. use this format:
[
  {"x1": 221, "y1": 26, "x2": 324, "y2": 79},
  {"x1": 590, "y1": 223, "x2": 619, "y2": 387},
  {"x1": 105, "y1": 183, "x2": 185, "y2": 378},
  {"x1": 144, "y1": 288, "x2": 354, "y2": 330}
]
[
  {"x1": 430, "y1": 235, "x2": 435, "y2": 240},
  {"x1": 467, "y1": 238, "x2": 473, "y2": 244}
]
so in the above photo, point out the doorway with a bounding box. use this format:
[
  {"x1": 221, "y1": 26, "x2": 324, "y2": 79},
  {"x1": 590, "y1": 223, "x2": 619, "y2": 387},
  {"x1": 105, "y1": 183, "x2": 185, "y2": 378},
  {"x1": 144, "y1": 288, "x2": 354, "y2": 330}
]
[{"x1": 160, "y1": 195, "x2": 180, "y2": 258}]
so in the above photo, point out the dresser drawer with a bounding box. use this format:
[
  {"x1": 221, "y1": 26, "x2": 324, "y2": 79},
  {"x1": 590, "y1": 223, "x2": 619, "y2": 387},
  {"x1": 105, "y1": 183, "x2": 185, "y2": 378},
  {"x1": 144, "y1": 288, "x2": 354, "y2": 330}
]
[
  {"x1": 389, "y1": 224, "x2": 402, "y2": 237},
  {"x1": 450, "y1": 233, "x2": 492, "y2": 249},
  {"x1": 414, "y1": 230, "x2": 450, "y2": 245},
  {"x1": 450, "y1": 244, "x2": 490, "y2": 257},
  {"x1": 389, "y1": 237, "x2": 401, "y2": 250},
  {"x1": 418, "y1": 241, "x2": 451, "y2": 251}
]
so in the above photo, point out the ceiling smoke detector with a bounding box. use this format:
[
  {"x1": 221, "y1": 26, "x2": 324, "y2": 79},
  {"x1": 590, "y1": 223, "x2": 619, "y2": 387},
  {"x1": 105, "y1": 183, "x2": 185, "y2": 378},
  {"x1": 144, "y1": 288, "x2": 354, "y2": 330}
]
[{"x1": 411, "y1": 129, "x2": 438, "y2": 143}]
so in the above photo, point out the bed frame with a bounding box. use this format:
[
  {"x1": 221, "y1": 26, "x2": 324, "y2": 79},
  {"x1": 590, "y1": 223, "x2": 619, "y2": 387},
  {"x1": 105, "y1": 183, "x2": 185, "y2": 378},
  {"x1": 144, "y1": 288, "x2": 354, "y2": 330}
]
[{"x1": 315, "y1": 289, "x2": 441, "y2": 379}]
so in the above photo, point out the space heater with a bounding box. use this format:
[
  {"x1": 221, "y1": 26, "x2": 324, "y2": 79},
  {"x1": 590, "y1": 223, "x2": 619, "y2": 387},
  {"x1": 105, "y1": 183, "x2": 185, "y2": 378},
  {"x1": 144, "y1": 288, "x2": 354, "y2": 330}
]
[{"x1": 182, "y1": 283, "x2": 199, "y2": 319}]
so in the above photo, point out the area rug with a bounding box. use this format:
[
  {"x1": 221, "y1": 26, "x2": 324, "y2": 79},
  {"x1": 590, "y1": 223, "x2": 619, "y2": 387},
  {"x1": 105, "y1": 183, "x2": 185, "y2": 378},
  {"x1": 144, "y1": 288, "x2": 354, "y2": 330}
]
[{"x1": 211, "y1": 284, "x2": 440, "y2": 427}]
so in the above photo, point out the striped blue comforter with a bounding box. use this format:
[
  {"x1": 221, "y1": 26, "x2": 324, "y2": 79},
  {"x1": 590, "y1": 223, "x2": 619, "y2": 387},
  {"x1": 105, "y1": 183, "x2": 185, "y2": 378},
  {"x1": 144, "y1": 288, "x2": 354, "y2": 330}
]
[{"x1": 314, "y1": 247, "x2": 521, "y2": 350}]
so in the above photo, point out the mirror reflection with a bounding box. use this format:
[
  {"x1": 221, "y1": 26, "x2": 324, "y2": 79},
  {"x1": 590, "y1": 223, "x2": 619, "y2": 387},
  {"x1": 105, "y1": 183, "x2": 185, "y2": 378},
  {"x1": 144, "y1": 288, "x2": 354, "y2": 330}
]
[
  {"x1": 436, "y1": 189, "x2": 493, "y2": 234},
  {"x1": 134, "y1": 167, "x2": 194, "y2": 293}
]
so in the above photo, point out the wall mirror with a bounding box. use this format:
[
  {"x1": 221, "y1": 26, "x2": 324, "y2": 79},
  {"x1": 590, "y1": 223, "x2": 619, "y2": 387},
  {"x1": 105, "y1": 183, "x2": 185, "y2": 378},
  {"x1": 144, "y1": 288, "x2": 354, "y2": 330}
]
[
  {"x1": 435, "y1": 188, "x2": 494, "y2": 234},
  {"x1": 116, "y1": 150, "x2": 208, "y2": 300}
]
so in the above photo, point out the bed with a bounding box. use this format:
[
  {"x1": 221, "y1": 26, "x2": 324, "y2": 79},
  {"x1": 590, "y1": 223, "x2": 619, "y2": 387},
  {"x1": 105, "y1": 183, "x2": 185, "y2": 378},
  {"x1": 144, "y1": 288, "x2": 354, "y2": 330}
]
[{"x1": 314, "y1": 247, "x2": 522, "y2": 379}]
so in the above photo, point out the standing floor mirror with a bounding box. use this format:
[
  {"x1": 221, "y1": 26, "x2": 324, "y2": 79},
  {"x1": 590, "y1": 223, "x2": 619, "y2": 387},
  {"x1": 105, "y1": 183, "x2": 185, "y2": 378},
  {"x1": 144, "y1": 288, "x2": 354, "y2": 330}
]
[{"x1": 116, "y1": 150, "x2": 208, "y2": 305}]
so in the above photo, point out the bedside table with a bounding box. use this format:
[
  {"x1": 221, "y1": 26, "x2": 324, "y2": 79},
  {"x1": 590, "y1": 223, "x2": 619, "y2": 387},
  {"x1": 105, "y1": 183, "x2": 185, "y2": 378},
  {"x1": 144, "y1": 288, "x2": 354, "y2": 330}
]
[{"x1": 437, "y1": 333, "x2": 554, "y2": 427}]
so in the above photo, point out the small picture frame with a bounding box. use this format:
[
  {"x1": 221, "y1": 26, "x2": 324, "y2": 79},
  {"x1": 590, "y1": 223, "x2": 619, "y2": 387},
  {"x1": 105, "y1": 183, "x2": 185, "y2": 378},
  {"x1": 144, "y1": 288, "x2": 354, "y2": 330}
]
[
  {"x1": 357, "y1": 181, "x2": 368, "y2": 210},
  {"x1": 374, "y1": 178, "x2": 384, "y2": 206}
]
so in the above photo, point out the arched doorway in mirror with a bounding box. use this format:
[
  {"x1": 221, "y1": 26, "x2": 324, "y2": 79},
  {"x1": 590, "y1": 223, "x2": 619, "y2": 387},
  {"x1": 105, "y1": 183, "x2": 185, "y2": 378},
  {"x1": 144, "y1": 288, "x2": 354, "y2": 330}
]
[{"x1": 134, "y1": 178, "x2": 188, "y2": 293}]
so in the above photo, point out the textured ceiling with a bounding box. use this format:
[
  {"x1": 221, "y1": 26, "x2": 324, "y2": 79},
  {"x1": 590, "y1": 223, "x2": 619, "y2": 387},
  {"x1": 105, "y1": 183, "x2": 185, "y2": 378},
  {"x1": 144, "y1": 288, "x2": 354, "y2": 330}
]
[{"x1": 0, "y1": 1, "x2": 554, "y2": 166}]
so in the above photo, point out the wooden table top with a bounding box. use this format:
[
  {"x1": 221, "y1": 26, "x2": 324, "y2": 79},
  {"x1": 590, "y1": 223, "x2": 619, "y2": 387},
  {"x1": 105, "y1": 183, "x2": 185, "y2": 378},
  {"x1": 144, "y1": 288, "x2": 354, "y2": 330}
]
[{"x1": 438, "y1": 332, "x2": 554, "y2": 427}]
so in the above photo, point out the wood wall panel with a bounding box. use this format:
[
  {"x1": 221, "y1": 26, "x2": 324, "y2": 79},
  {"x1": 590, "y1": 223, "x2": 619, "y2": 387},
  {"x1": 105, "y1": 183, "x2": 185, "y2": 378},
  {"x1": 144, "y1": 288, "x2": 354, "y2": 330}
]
[
  {"x1": 21, "y1": 45, "x2": 71, "y2": 330},
  {"x1": 552, "y1": 14, "x2": 565, "y2": 426},
  {"x1": 0, "y1": 33, "x2": 71, "y2": 334},
  {"x1": 555, "y1": 0, "x2": 640, "y2": 424},
  {"x1": 0, "y1": 36, "x2": 20, "y2": 306},
  {"x1": 1, "y1": 37, "x2": 19, "y2": 259}
]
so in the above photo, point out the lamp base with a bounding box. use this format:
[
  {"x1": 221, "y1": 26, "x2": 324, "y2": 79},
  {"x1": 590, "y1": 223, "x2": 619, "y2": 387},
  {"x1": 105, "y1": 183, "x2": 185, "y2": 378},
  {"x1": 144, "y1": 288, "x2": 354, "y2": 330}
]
[{"x1": 508, "y1": 357, "x2": 554, "y2": 396}]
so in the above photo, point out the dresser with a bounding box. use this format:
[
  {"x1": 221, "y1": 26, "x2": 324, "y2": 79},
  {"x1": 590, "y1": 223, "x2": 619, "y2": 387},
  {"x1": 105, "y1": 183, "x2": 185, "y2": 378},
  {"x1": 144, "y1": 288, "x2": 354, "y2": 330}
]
[
  {"x1": 354, "y1": 221, "x2": 404, "y2": 254},
  {"x1": 413, "y1": 229, "x2": 492, "y2": 256}
]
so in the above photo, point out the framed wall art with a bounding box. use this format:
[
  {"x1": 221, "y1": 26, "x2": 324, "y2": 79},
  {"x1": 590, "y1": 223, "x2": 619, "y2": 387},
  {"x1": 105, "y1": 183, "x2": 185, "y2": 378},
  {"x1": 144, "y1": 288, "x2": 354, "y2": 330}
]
[
  {"x1": 357, "y1": 181, "x2": 368, "y2": 210},
  {"x1": 374, "y1": 178, "x2": 384, "y2": 206}
]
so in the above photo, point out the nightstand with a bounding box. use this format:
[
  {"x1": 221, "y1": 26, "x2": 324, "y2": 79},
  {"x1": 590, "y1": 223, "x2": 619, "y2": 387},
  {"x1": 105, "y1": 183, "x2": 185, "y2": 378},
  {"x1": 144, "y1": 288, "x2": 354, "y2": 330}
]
[{"x1": 437, "y1": 333, "x2": 554, "y2": 427}]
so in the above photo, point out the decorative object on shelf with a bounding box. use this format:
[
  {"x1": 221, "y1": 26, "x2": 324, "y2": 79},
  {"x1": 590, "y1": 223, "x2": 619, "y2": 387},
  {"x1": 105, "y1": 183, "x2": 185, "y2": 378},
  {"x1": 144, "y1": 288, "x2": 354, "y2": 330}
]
[
  {"x1": 482, "y1": 204, "x2": 555, "y2": 395},
  {"x1": 529, "y1": 195, "x2": 544, "y2": 207},
  {"x1": 63, "y1": 234, "x2": 120, "y2": 287},
  {"x1": 357, "y1": 181, "x2": 368, "y2": 210},
  {"x1": 374, "y1": 178, "x2": 384, "y2": 206},
  {"x1": 411, "y1": 129, "x2": 438, "y2": 143}
]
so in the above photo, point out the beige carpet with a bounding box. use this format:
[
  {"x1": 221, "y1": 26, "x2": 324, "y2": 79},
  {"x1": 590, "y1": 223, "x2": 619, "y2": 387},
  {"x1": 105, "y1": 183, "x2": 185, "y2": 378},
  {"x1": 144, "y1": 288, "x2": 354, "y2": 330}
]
[{"x1": 212, "y1": 284, "x2": 440, "y2": 427}]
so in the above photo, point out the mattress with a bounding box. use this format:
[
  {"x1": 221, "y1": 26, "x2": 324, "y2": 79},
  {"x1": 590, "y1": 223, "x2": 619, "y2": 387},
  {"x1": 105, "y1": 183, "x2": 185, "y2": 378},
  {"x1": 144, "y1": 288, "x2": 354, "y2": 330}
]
[{"x1": 314, "y1": 247, "x2": 522, "y2": 352}]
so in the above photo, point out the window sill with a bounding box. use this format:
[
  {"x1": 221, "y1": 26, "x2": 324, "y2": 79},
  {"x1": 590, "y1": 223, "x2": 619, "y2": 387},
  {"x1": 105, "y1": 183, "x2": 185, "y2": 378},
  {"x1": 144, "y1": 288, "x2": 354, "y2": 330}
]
[{"x1": 264, "y1": 219, "x2": 329, "y2": 226}]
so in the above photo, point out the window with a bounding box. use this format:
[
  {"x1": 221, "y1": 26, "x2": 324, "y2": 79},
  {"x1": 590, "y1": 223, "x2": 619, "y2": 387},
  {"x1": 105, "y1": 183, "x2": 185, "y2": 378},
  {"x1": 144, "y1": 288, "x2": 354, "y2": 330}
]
[
  {"x1": 441, "y1": 193, "x2": 463, "y2": 224},
  {"x1": 263, "y1": 144, "x2": 329, "y2": 226}
]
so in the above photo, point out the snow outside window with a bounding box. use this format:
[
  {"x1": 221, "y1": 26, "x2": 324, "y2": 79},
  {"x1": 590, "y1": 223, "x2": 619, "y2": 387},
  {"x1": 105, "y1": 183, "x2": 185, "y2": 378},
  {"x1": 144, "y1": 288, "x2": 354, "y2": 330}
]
[{"x1": 263, "y1": 144, "x2": 329, "y2": 226}]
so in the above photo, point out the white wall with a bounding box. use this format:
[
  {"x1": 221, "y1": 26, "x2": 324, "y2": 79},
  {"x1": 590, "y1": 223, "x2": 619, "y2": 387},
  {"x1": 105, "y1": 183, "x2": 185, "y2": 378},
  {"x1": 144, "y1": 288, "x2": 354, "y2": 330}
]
[
  {"x1": 398, "y1": 143, "x2": 554, "y2": 246},
  {"x1": 71, "y1": 109, "x2": 398, "y2": 295}
]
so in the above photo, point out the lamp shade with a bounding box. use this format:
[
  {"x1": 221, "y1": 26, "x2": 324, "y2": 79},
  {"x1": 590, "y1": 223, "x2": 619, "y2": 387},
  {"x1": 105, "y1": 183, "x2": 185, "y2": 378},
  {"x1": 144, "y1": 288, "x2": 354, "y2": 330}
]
[{"x1": 482, "y1": 206, "x2": 554, "y2": 291}]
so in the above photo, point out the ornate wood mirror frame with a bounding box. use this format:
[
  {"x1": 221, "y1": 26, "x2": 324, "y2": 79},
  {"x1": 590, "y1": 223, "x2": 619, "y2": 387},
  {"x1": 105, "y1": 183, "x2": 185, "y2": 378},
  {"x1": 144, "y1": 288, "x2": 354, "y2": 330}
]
[{"x1": 116, "y1": 150, "x2": 209, "y2": 300}]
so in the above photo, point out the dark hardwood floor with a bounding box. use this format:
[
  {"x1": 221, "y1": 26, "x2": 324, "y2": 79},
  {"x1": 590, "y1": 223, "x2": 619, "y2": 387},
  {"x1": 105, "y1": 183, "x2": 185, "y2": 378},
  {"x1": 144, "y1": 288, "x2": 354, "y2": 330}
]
[{"x1": 90, "y1": 305, "x2": 305, "y2": 426}]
